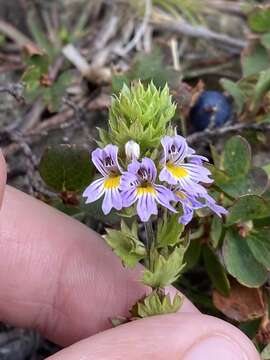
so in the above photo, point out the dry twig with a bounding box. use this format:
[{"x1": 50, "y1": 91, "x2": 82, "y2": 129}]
[{"x1": 187, "y1": 122, "x2": 270, "y2": 144}]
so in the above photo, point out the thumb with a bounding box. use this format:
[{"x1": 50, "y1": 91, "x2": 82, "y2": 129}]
[{"x1": 47, "y1": 313, "x2": 259, "y2": 360}]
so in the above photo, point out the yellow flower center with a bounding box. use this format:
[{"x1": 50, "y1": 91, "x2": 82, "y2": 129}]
[
  {"x1": 137, "y1": 185, "x2": 157, "y2": 197},
  {"x1": 175, "y1": 191, "x2": 186, "y2": 200},
  {"x1": 104, "y1": 176, "x2": 120, "y2": 189},
  {"x1": 166, "y1": 163, "x2": 188, "y2": 179}
]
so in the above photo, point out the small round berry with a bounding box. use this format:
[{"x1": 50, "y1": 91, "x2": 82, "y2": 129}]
[{"x1": 189, "y1": 91, "x2": 232, "y2": 131}]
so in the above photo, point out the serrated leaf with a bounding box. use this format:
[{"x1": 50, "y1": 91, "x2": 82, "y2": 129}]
[
  {"x1": 246, "y1": 228, "x2": 270, "y2": 270},
  {"x1": 142, "y1": 246, "x2": 186, "y2": 288},
  {"x1": 39, "y1": 144, "x2": 95, "y2": 193},
  {"x1": 105, "y1": 221, "x2": 146, "y2": 268},
  {"x1": 202, "y1": 245, "x2": 230, "y2": 296},
  {"x1": 223, "y1": 228, "x2": 267, "y2": 287},
  {"x1": 262, "y1": 343, "x2": 270, "y2": 359},
  {"x1": 132, "y1": 291, "x2": 183, "y2": 318},
  {"x1": 227, "y1": 195, "x2": 270, "y2": 226},
  {"x1": 220, "y1": 79, "x2": 245, "y2": 114},
  {"x1": 223, "y1": 136, "x2": 251, "y2": 178},
  {"x1": 156, "y1": 214, "x2": 184, "y2": 248}
]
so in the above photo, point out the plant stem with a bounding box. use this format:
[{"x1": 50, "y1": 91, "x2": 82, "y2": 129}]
[{"x1": 144, "y1": 220, "x2": 155, "y2": 270}]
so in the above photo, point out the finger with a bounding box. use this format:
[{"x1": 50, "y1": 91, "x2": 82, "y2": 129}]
[
  {"x1": 0, "y1": 181, "x2": 197, "y2": 347},
  {"x1": 48, "y1": 313, "x2": 259, "y2": 360},
  {"x1": 0, "y1": 150, "x2": 7, "y2": 207}
]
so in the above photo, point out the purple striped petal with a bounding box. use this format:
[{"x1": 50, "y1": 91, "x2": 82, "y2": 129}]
[
  {"x1": 173, "y1": 135, "x2": 189, "y2": 164},
  {"x1": 137, "y1": 193, "x2": 158, "y2": 222},
  {"x1": 92, "y1": 144, "x2": 121, "y2": 177},
  {"x1": 154, "y1": 184, "x2": 177, "y2": 213},
  {"x1": 91, "y1": 148, "x2": 107, "y2": 176},
  {"x1": 111, "y1": 188, "x2": 122, "y2": 211},
  {"x1": 102, "y1": 189, "x2": 113, "y2": 214},
  {"x1": 83, "y1": 178, "x2": 105, "y2": 203},
  {"x1": 179, "y1": 204, "x2": 194, "y2": 225},
  {"x1": 161, "y1": 135, "x2": 188, "y2": 165},
  {"x1": 202, "y1": 193, "x2": 228, "y2": 217},
  {"x1": 141, "y1": 157, "x2": 157, "y2": 182},
  {"x1": 127, "y1": 159, "x2": 141, "y2": 174},
  {"x1": 104, "y1": 144, "x2": 121, "y2": 171},
  {"x1": 101, "y1": 187, "x2": 122, "y2": 214},
  {"x1": 120, "y1": 172, "x2": 138, "y2": 191},
  {"x1": 181, "y1": 163, "x2": 213, "y2": 184},
  {"x1": 121, "y1": 188, "x2": 137, "y2": 207}
]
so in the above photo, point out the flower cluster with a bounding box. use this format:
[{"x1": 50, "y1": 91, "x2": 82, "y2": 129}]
[{"x1": 83, "y1": 134, "x2": 227, "y2": 223}]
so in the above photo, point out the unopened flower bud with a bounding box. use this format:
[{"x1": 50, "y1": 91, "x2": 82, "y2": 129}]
[{"x1": 125, "y1": 140, "x2": 140, "y2": 160}]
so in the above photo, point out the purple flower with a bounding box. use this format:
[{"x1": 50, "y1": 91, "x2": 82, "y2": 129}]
[
  {"x1": 120, "y1": 158, "x2": 176, "y2": 222},
  {"x1": 159, "y1": 135, "x2": 213, "y2": 193},
  {"x1": 175, "y1": 188, "x2": 227, "y2": 225},
  {"x1": 198, "y1": 192, "x2": 228, "y2": 218},
  {"x1": 83, "y1": 144, "x2": 122, "y2": 214},
  {"x1": 175, "y1": 190, "x2": 203, "y2": 225}
]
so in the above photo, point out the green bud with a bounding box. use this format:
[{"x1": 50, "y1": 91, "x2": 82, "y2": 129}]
[{"x1": 98, "y1": 81, "x2": 176, "y2": 154}]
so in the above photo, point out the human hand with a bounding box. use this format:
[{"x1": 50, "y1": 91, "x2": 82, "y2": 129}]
[{"x1": 0, "y1": 152, "x2": 259, "y2": 359}]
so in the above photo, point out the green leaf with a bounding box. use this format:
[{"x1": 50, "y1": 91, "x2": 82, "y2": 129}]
[
  {"x1": 132, "y1": 291, "x2": 183, "y2": 318},
  {"x1": 250, "y1": 69, "x2": 270, "y2": 114},
  {"x1": 223, "y1": 228, "x2": 267, "y2": 287},
  {"x1": 26, "y1": 52, "x2": 49, "y2": 74},
  {"x1": 27, "y1": 9, "x2": 57, "y2": 59},
  {"x1": 156, "y1": 214, "x2": 184, "y2": 248},
  {"x1": 39, "y1": 144, "x2": 95, "y2": 193},
  {"x1": 183, "y1": 239, "x2": 202, "y2": 272},
  {"x1": 223, "y1": 136, "x2": 251, "y2": 178},
  {"x1": 210, "y1": 216, "x2": 223, "y2": 248},
  {"x1": 213, "y1": 167, "x2": 268, "y2": 198},
  {"x1": 220, "y1": 79, "x2": 245, "y2": 113},
  {"x1": 246, "y1": 228, "x2": 270, "y2": 270},
  {"x1": 142, "y1": 246, "x2": 186, "y2": 288},
  {"x1": 261, "y1": 32, "x2": 270, "y2": 49},
  {"x1": 202, "y1": 245, "x2": 230, "y2": 296},
  {"x1": 248, "y1": 6, "x2": 270, "y2": 33},
  {"x1": 227, "y1": 195, "x2": 270, "y2": 226},
  {"x1": 263, "y1": 163, "x2": 270, "y2": 177},
  {"x1": 242, "y1": 43, "x2": 269, "y2": 77},
  {"x1": 105, "y1": 221, "x2": 146, "y2": 268},
  {"x1": 239, "y1": 319, "x2": 261, "y2": 340},
  {"x1": 43, "y1": 71, "x2": 71, "y2": 112},
  {"x1": 82, "y1": 198, "x2": 120, "y2": 225},
  {"x1": 262, "y1": 343, "x2": 270, "y2": 359}
]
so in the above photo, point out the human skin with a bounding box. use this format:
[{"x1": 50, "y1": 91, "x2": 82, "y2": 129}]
[{"x1": 0, "y1": 151, "x2": 260, "y2": 359}]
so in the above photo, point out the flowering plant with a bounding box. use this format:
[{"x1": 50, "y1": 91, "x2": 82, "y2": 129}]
[{"x1": 82, "y1": 82, "x2": 227, "y2": 319}]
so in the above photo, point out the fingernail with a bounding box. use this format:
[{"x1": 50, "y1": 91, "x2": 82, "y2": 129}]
[{"x1": 183, "y1": 335, "x2": 248, "y2": 360}]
